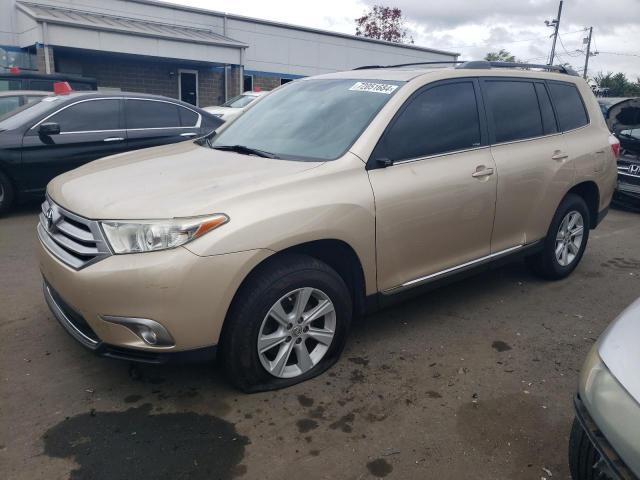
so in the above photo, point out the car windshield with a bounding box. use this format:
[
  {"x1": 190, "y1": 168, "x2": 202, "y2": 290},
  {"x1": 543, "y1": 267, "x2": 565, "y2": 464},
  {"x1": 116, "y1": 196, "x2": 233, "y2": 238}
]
[
  {"x1": 0, "y1": 96, "x2": 61, "y2": 128},
  {"x1": 221, "y1": 94, "x2": 258, "y2": 108},
  {"x1": 211, "y1": 78, "x2": 404, "y2": 161}
]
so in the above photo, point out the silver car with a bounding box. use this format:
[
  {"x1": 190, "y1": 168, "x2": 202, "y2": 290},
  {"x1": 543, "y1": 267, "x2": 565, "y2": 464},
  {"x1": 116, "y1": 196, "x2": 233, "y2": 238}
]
[{"x1": 570, "y1": 297, "x2": 640, "y2": 479}]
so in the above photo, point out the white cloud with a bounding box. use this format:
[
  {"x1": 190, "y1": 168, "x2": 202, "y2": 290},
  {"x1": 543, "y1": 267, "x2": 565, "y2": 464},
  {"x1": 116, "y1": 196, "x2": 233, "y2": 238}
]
[{"x1": 162, "y1": 0, "x2": 640, "y2": 80}]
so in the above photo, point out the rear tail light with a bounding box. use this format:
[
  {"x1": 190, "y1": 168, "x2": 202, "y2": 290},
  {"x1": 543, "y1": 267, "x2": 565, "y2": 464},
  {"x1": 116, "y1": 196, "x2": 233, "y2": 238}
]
[
  {"x1": 53, "y1": 81, "x2": 73, "y2": 95},
  {"x1": 609, "y1": 134, "x2": 620, "y2": 160}
]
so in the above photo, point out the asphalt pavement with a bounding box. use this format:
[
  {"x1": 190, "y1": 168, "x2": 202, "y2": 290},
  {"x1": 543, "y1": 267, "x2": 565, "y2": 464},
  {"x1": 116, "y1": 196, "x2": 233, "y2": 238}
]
[{"x1": 1, "y1": 203, "x2": 639, "y2": 480}]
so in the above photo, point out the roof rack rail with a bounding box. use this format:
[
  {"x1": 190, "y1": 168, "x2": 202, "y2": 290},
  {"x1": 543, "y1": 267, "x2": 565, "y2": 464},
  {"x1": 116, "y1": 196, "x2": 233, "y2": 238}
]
[
  {"x1": 353, "y1": 61, "x2": 465, "y2": 70},
  {"x1": 455, "y1": 60, "x2": 578, "y2": 76},
  {"x1": 353, "y1": 60, "x2": 579, "y2": 76}
]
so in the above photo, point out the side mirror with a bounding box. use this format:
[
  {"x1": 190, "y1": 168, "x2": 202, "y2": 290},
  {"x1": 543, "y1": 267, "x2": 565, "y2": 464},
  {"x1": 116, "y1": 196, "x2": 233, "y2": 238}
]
[{"x1": 39, "y1": 122, "x2": 60, "y2": 136}]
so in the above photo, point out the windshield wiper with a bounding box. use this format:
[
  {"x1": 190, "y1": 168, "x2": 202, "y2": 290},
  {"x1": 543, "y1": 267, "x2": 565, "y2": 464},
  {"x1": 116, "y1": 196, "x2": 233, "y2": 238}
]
[{"x1": 212, "y1": 144, "x2": 280, "y2": 159}]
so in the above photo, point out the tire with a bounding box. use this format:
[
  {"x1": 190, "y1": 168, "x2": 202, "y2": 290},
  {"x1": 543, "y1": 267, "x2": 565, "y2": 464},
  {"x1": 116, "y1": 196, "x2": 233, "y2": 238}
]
[
  {"x1": 526, "y1": 193, "x2": 590, "y2": 280},
  {"x1": 0, "y1": 170, "x2": 15, "y2": 216},
  {"x1": 220, "y1": 253, "x2": 352, "y2": 393},
  {"x1": 568, "y1": 417, "x2": 604, "y2": 480}
]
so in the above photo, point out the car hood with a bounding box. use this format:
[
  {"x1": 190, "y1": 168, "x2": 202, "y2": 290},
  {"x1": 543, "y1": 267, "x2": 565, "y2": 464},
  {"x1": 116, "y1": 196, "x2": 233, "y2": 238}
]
[
  {"x1": 599, "y1": 297, "x2": 640, "y2": 404},
  {"x1": 47, "y1": 141, "x2": 323, "y2": 219}
]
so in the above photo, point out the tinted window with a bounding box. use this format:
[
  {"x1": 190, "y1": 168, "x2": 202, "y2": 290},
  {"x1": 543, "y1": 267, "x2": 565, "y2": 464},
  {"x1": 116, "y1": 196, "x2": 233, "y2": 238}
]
[
  {"x1": 375, "y1": 82, "x2": 481, "y2": 162},
  {"x1": 179, "y1": 106, "x2": 198, "y2": 126},
  {"x1": 548, "y1": 82, "x2": 588, "y2": 131},
  {"x1": 126, "y1": 100, "x2": 180, "y2": 129},
  {"x1": 0, "y1": 96, "x2": 21, "y2": 116},
  {"x1": 484, "y1": 80, "x2": 543, "y2": 143},
  {"x1": 50, "y1": 99, "x2": 120, "y2": 132},
  {"x1": 534, "y1": 83, "x2": 558, "y2": 134},
  {"x1": 29, "y1": 80, "x2": 54, "y2": 91}
]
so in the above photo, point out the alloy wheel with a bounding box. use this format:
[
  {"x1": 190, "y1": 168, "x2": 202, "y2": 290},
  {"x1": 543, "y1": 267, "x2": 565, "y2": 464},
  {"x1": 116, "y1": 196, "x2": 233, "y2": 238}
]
[
  {"x1": 555, "y1": 210, "x2": 584, "y2": 267},
  {"x1": 257, "y1": 287, "x2": 336, "y2": 378}
]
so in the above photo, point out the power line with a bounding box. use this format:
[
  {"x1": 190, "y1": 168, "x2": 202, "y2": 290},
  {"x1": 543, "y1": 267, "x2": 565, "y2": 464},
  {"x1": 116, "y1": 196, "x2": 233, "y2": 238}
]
[{"x1": 596, "y1": 51, "x2": 640, "y2": 58}]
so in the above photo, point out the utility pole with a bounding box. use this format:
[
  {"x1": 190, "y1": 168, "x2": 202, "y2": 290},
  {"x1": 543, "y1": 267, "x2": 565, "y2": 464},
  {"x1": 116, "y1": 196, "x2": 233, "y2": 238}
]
[
  {"x1": 583, "y1": 26, "x2": 593, "y2": 80},
  {"x1": 546, "y1": 0, "x2": 563, "y2": 65}
]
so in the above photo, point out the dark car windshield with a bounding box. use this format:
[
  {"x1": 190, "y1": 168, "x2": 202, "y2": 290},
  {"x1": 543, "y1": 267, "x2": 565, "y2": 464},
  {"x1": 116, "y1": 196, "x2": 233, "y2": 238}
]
[
  {"x1": 0, "y1": 96, "x2": 63, "y2": 129},
  {"x1": 221, "y1": 94, "x2": 258, "y2": 108},
  {"x1": 211, "y1": 78, "x2": 404, "y2": 161}
]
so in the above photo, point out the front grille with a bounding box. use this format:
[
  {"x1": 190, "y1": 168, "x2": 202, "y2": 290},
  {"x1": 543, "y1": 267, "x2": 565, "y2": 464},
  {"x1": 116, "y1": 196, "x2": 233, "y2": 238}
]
[{"x1": 37, "y1": 197, "x2": 111, "y2": 269}]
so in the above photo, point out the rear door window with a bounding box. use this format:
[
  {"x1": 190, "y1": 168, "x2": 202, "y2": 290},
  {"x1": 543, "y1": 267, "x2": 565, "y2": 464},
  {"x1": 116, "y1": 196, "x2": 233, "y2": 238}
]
[
  {"x1": 49, "y1": 99, "x2": 121, "y2": 132},
  {"x1": 178, "y1": 106, "x2": 199, "y2": 127},
  {"x1": 126, "y1": 100, "x2": 181, "y2": 129},
  {"x1": 374, "y1": 81, "x2": 481, "y2": 162},
  {"x1": 547, "y1": 82, "x2": 589, "y2": 131},
  {"x1": 484, "y1": 80, "x2": 544, "y2": 143}
]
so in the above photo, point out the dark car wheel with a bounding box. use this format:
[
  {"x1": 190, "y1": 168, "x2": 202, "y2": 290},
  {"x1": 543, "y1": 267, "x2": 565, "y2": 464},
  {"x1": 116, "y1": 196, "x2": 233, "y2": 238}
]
[
  {"x1": 220, "y1": 253, "x2": 352, "y2": 393},
  {"x1": 569, "y1": 417, "x2": 607, "y2": 480},
  {"x1": 526, "y1": 193, "x2": 590, "y2": 280},
  {"x1": 0, "y1": 170, "x2": 15, "y2": 216}
]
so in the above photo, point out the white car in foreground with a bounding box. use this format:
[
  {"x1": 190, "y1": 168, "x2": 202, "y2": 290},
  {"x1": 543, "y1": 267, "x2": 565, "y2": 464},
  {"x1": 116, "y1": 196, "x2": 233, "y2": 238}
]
[{"x1": 204, "y1": 91, "x2": 267, "y2": 122}]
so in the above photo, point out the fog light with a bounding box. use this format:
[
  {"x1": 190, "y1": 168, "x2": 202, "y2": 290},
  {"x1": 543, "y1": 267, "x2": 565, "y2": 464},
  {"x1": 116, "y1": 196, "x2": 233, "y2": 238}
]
[{"x1": 101, "y1": 315, "x2": 174, "y2": 347}]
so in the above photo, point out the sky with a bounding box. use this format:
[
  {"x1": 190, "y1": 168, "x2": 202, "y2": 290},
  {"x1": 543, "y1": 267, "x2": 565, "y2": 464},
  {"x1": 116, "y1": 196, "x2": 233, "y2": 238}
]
[{"x1": 163, "y1": 0, "x2": 640, "y2": 81}]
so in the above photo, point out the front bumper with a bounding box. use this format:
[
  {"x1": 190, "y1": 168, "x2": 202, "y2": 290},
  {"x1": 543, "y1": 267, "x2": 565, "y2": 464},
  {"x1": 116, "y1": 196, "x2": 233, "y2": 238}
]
[
  {"x1": 579, "y1": 345, "x2": 640, "y2": 478},
  {"x1": 38, "y1": 237, "x2": 272, "y2": 356}
]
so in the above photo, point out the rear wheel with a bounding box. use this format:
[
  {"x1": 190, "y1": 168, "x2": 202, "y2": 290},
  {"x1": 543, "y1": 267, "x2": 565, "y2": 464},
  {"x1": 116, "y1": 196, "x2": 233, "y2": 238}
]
[
  {"x1": 526, "y1": 193, "x2": 590, "y2": 279},
  {"x1": 0, "y1": 170, "x2": 15, "y2": 216},
  {"x1": 220, "y1": 253, "x2": 352, "y2": 392}
]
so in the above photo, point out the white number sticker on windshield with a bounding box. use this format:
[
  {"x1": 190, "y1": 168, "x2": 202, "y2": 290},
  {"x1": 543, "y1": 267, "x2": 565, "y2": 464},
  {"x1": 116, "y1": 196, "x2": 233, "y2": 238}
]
[{"x1": 349, "y1": 82, "x2": 398, "y2": 94}]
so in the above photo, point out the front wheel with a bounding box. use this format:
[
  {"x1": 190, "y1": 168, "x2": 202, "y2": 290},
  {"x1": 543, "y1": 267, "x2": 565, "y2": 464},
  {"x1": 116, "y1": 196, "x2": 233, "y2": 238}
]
[
  {"x1": 220, "y1": 253, "x2": 352, "y2": 392},
  {"x1": 568, "y1": 417, "x2": 606, "y2": 480},
  {"x1": 526, "y1": 193, "x2": 590, "y2": 280}
]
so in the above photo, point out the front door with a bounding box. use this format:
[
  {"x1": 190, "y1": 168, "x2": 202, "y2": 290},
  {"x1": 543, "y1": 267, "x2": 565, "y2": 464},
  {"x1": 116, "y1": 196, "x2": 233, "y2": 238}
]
[
  {"x1": 20, "y1": 98, "x2": 127, "y2": 193},
  {"x1": 180, "y1": 71, "x2": 198, "y2": 106},
  {"x1": 368, "y1": 79, "x2": 497, "y2": 293}
]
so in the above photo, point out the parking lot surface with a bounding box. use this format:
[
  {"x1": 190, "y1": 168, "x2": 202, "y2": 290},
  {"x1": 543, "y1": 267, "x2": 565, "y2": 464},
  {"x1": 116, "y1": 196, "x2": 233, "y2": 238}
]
[{"x1": 1, "y1": 205, "x2": 638, "y2": 480}]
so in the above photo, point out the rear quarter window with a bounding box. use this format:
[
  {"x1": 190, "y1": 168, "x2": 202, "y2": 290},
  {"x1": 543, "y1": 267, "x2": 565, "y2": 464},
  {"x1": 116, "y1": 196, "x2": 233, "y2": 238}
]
[{"x1": 547, "y1": 82, "x2": 589, "y2": 131}]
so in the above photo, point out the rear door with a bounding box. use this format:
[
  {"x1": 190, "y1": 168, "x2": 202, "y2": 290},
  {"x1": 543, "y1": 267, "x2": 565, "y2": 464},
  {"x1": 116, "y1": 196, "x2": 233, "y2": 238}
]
[
  {"x1": 482, "y1": 78, "x2": 574, "y2": 252},
  {"x1": 368, "y1": 79, "x2": 498, "y2": 293},
  {"x1": 124, "y1": 99, "x2": 201, "y2": 150},
  {"x1": 20, "y1": 98, "x2": 127, "y2": 193}
]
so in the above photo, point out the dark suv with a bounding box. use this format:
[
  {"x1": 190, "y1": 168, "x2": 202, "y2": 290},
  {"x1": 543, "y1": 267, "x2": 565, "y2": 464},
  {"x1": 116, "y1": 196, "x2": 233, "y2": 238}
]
[{"x1": 0, "y1": 92, "x2": 223, "y2": 213}]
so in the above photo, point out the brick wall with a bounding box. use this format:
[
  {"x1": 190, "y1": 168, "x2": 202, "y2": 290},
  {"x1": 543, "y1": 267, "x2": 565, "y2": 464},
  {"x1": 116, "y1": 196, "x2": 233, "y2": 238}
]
[
  {"x1": 55, "y1": 51, "x2": 225, "y2": 106},
  {"x1": 227, "y1": 66, "x2": 242, "y2": 98},
  {"x1": 36, "y1": 46, "x2": 54, "y2": 74},
  {"x1": 253, "y1": 75, "x2": 280, "y2": 91}
]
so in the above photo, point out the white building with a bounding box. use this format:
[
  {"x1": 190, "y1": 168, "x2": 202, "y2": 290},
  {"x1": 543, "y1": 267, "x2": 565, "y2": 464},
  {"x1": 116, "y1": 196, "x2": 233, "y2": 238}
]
[{"x1": 1, "y1": 0, "x2": 458, "y2": 106}]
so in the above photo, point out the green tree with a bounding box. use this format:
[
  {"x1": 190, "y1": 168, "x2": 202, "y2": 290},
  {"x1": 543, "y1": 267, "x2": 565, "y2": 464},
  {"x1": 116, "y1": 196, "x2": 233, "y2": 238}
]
[
  {"x1": 484, "y1": 49, "x2": 516, "y2": 62},
  {"x1": 594, "y1": 72, "x2": 640, "y2": 96}
]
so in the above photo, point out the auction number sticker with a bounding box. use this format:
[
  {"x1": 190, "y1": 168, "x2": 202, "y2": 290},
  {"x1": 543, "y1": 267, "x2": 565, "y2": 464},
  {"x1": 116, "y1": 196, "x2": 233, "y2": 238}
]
[{"x1": 349, "y1": 82, "x2": 398, "y2": 94}]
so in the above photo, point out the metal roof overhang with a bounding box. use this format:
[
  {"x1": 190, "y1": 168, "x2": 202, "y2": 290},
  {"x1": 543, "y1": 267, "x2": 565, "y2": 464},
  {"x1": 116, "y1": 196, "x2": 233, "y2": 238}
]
[{"x1": 16, "y1": 1, "x2": 247, "y2": 65}]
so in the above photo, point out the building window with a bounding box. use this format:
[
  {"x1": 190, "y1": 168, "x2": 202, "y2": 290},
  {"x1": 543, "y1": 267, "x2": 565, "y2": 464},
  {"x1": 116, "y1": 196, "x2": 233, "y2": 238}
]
[
  {"x1": 280, "y1": 78, "x2": 293, "y2": 85},
  {"x1": 243, "y1": 75, "x2": 253, "y2": 93}
]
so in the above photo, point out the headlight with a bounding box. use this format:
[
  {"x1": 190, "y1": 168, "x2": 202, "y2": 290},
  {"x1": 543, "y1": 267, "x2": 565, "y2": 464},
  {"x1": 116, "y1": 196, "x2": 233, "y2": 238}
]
[{"x1": 101, "y1": 214, "x2": 229, "y2": 254}]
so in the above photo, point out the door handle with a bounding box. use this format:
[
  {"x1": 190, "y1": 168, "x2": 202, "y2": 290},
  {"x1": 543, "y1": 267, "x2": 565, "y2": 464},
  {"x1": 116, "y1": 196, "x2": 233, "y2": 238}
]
[
  {"x1": 551, "y1": 151, "x2": 569, "y2": 161},
  {"x1": 471, "y1": 167, "x2": 494, "y2": 178},
  {"x1": 180, "y1": 132, "x2": 198, "y2": 137},
  {"x1": 103, "y1": 137, "x2": 124, "y2": 142}
]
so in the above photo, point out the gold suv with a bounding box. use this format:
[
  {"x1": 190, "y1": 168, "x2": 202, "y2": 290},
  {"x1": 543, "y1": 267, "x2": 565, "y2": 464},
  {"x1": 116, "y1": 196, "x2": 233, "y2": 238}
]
[{"x1": 38, "y1": 62, "x2": 618, "y2": 391}]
